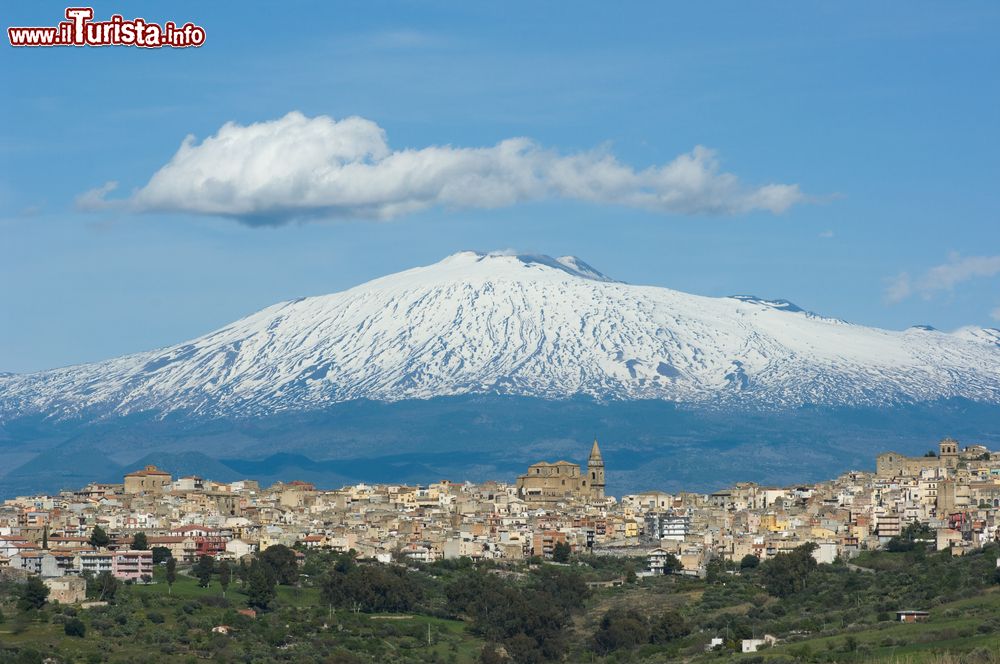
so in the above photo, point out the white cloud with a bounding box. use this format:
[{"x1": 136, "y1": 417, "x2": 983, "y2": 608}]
[
  {"x1": 885, "y1": 252, "x2": 1000, "y2": 304},
  {"x1": 884, "y1": 272, "x2": 912, "y2": 304},
  {"x1": 819, "y1": 229, "x2": 834, "y2": 239},
  {"x1": 921, "y1": 253, "x2": 1000, "y2": 293},
  {"x1": 78, "y1": 111, "x2": 808, "y2": 225},
  {"x1": 75, "y1": 180, "x2": 119, "y2": 211}
]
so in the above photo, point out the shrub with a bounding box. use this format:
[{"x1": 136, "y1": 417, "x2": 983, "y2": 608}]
[
  {"x1": 64, "y1": 617, "x2": 87, "y2": 637},
  {"x1": 593, "y1": 609, "x2": 651, "y2": 654}
]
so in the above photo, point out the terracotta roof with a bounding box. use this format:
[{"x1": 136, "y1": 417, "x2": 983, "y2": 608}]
[{"x1": 125, "y1": 465, "x2": 171, "y2": 477}]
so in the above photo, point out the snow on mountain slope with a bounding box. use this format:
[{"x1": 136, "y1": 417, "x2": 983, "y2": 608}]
[{"x1": 2, "y1": 250, "x2": 999, "y2": 420}]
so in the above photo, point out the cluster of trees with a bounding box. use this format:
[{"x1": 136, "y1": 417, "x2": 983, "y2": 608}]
[
  {"x1": 226, "y1": 544, "x2": 301, "y2": 610},
  {"x1": 884, "y1": 521, "x2": 934, "y2": 553},
  {"x1": 759, "y1": 543, "x2": 818, "y2": 598},
  {"x1": 193, "y1": 555, "x2": 232, "y2": 595},
  {"x1": 319, "y1": 551, "x2": 424, "y2": 613},
  {"x1": 446, "y1": 565, "x2": 589, "y2": 663},
  {"x1": 592, "y1": 608, "x2": 690, "y2": 654}
]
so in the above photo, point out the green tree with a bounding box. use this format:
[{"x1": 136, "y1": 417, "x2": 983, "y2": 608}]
[
  {"x1": 131, "y1": 532, "x2": 149, "y2": 550},
  {"x1": 885, "y1": 521, "x2": 934, "y2": 553},
  {"x1": 18, "y1": 576, "x2": 49, "y2": 612},
  {"x1": 64, "y1": 617, "x2": 86, "y2": 637},
  {"x1": 760, "y1": 543, "x2": 818, "y2": 597},
  {"x1": 661, "y1": 552, "x2": 683, "y2": 574},
  {"x1": 593, "y1": 609, "x2": 650, "y2": 654},
  {"x1": 218, "y1": 560, "x2": 232, "y2": 597},
  {"x1": 41, "y1": 527, "x2": 48, "y2": 551},
  {"x1": 87, "y1": 571, "x2": 119, "y2": 602},
  {"x1": 650, "y1": 610, "x2": 689, "y2": 643},
  {"x1": 246, "y1": 560, "x2": 277, "y2": 611},
  {"x1": 88, "y1": 525, "x2": 110, "y2": 549},
  {"x1": 151, "y1": 546, "x2": 171, "y2": 564},
  {"x1": 195, "y1": 555, "x2": 215, "y2": 588},
  {"x1": 740, "y1": 554, "x2": 760, "y2": 570},
  {"x1": 236, "y1": 558, "x2": 249, "y2": 586},
  {"x1": 165, "y1": 556, "x2": 177, "y2": 594},
  {"x1": 551, "y1": 541, "x2": 571, "y2": 563},
  {"x1": 260, "y1": 544, "x2": 299, "y2": 585}
]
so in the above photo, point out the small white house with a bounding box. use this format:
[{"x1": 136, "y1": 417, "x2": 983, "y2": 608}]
[
  {"x1": 742, "y1": 635, "x2": 778, "y2": 653},
  {"x1": 225, "y1": 538, "x2": 255, "y2": 559}
]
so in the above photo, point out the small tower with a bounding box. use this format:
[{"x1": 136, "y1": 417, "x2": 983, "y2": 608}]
[
  {"x1": 939, "y1": 437, "x2": 959, "y2": 468},
  {"x1": 587, "y1": 438, "x2": 606, "y2": 500}
]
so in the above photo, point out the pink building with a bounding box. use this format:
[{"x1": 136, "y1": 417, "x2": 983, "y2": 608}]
[{"x1": 111, "y1": 550, "x2": 153, "y2": 581}]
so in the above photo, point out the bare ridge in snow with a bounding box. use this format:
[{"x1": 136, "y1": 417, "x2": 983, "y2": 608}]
[{"x1": 1, "y1": 251, "x2": 999, "y2": 420}]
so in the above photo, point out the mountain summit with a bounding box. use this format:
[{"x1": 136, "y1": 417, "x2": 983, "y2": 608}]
[{"x1": 2, "y1": 251, "x2": 999, "y2": 420}]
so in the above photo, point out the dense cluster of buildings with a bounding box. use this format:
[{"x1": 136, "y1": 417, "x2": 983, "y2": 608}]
[{"x1": 2, "y1": 436, "x2": 999, "y2": 598}]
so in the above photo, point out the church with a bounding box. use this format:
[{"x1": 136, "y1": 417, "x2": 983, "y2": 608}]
[
  {"x1": 516, "y1": 439, "x2": 606, "y2": 504},
  {"x1": 876, "y1": 437, "x2": 983, "y2": 478}
]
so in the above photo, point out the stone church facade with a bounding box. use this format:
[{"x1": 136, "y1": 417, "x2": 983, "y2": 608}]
[
  {"x1": 516, "y1": 440, "x2": 606, "y2": 504},
  {"x1": 876, "y1": 438, "x2": 963, "y2": 478}
]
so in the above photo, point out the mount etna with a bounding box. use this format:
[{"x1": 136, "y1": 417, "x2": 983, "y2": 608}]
[{"x1": 2, "y1": 251, "x2": 999, "y2": 497}]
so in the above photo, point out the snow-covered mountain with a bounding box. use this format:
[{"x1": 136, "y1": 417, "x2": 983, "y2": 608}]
[{"x1": 2, "y1": 251, "x2": 1000, "y2": 420}]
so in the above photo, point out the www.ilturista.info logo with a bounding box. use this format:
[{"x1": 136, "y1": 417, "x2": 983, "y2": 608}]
[{"x1": 8, "y1": 8, "x2": 205, "y2": 48}]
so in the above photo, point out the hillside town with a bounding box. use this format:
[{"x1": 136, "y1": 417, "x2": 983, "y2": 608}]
[{"x1": 2, "y1": 437, "x2": 999, "y2": 598}]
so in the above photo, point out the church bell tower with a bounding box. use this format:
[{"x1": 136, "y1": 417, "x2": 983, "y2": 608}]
[{"x1": 587, "y1": 438, "x2": 605, "y2": 500}]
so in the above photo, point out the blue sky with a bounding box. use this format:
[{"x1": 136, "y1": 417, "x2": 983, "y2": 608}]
[{"x1": 1, "y1": 1, "x2": 998, "y2": 373}]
